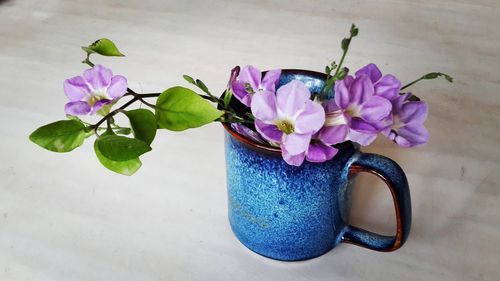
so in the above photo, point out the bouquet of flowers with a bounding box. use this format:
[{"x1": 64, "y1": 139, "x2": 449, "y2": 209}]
[{"x1": 29, "y1": 24, "x2": 452, "y2": 174}]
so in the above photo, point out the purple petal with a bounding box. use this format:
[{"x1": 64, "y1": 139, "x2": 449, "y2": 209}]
[
  {"x1": 282, "y1": 133, "x2": 312, "y2": 156},
  {"x1": 374, "y1": 74, "x2": 401, "y2": 100},
  {"x1": 378, "y1": 115, "x2": 395, "y2": 131},
  {"x1": 399, "y1": 101, "x2": 428, "y2": 125},
  {"x1": 294, "y1": 101, "x2": 325, "y2": 134},
  {"x1": 231, "y1": 123, "x2": 265, "y2": 144},
  {"x1": 319, "y1": 124, "x2": 348, "y2": 145},
  {"x1": 239, "y1": 65, "x2": 262, "y2": 91},
  {"x1": 255, "y1": 120, "x2": 283, "y2": 142},
  {"x1": 347, "y1": 130, "x2": 378, "y2": 146},
  {"x1": 343, "y1": 75, "x2": 354, "y2": 89},
  {"x1": 381, "y1": 127, "x2": 392, "y2": 138},
  {"x1": 227, "y1": 66, "x2": 240, "y2": 87},
  {"x1": 231, "y1": 81, "x2": 251, "y2": 106},
  {"x1": 391, "y1": 93, "x2": 411, "y2": 115},
  {"x1": 281, "y1": 144, "x2": 305, "y2": 166},
  {"x1": 355, "y1": 63, "x2": 382, "y2": 83},
  {"x1": 83, "y1": 64, "x2": 112, "y2": 91},
  {"x1": 261, "y1": 69, "x2": 281, "y2": 91},
  {"x1": 360, "y1": 96, "x2": 392, "y2": 122},
  {"x1": 251, "y1": 90, "x2": 277, "y2": 122},
  {"x1": 306, "y1": 142, "x2": 338, "y2": 163},
  {"x1": 334, "y1": 79, "x2": 350, "y2": 109},
  {"x1": 107, "y1": 75, "x2": 128, "y2": 99},
  {"x1": 349, "y1": 75, "x2": 374, "y2": 105},
  {"x1": 63, "y1": 76, "x2": 90, "y2": 101},
  {"x1": 276, "y1": 80, "x2": 311, "y2": 117},
  {"x1": 64, "y1": 101, "x2": 91, "y2": 115},
  {"x1": 92, "y1": 99, "x2": 112, "y2": 114},
  {"x1": 393, "y1": 123, "x2": 429, "y2": 147},
  {"x1": 350, "y1": 119, "x2": 381, "y2": 133}
]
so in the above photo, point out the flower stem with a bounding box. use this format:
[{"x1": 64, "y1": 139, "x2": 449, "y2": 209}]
[
  {"x1": 90, "y1": 96, "x2": 139, "y2": 131},
  {"x1": 89, "y1": 88, "x2": 246, "y2": 133},
  {"x1": 400, "y1": 72, "x2": 453, "y2": 91},
  {"x1": 319, "y1": 24, "x2": 358, "y2": 98},
  {"x1": 334, "y1": 50, "x2": 348, "y2": 78},
  {"x1": 125, "y1": 88, "x2": 157, "y2": 108},
  {"x1": 82, "y1": 58, "x2": 251, "y2": 129},
  {"x1": 82, "y1": 54, "x2": 95, "y2": 67}
]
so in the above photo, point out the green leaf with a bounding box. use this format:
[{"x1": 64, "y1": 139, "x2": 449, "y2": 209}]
[
  {"x1": 341, "y1": 38, "x2": 350, "y2": 51},
  {"x1": 94, "y1": 141, "x2": 141, "y2": 176},
  {"x1": 124, "y1": 109, "x2": 157, "y2": 145},
  {"x1": 155, "y1": 86, "x2": 224, "y2": 131},
  {"x1": 223, "y1": 89, "x2": 233, "y2": 107},
  {"x1": 84, "y1": 38, "x2": 124, "y2": 57},
  {"x1": 350, "y1": 24, "x2": 359, "y2": 37},
  {"x1": 422, "y1": 72, "x2": 454, "y2": 83},
  {"x1": 423, "y1": 72, "x2": 440, "y2": 79},
  {"x1": 66, "y1": 114, "x2": 81, "y2": 121},
  {"x1": 81, "y1": 46, "x2": 94, "y2": 54},
  {"x1": 29, "y1": 120, "x2": 86, "y2": 152},
  {"x1": 101, "y1": 126, "x2": 116, "y2": 136},
  {"x1": 114, "y1": 127, "x2": 132, "y2": 135},
  {"x1": 195, "y1": 79, "x2": 210, "y2": 95},
  {"x1": 95, "y1": 135, "x2": 151, "y2": 161},
  {"x1": 183, "y1": 74, "x2": 195, "y2": 84}
]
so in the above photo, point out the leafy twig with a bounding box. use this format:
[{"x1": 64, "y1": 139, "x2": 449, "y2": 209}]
[
  {"x1": 319, "y1": 24, "x2": 358, "y2": 98},
  {"x1": 401, "y1": 72, "x2": 453, "y2": 91},
  {"x1": 125, "y1": 88, "x2": 157, "y2": 108},
  {"x1": 90, "y1": 97, "x2": 139, "y2": 131}
]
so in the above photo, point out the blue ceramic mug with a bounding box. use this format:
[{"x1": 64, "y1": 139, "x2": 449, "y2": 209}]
[{"x1": 222, "y1": 70, "x2": 411, "y2": 261}]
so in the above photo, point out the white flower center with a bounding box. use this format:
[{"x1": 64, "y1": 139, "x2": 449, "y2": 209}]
[
  {"x1": 275, "y1": 119, "x2": 295, "y2": 135},
  {"x1": 345, "y1": 104, "x2": 362, "y2": 118},
  {"x1": 325, "y1": 110, "x2": 347, "y2": 126},
  {"x1": 87, "y1": 91, "x2": 107, "y2": 106},
  {"x1": 392, "y1": 115, "x2": 404, "y2": 130}
]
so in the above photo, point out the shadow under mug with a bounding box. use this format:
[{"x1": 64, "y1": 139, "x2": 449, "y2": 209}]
[{"x1": 222, "y1": 69, "x2": 412, "y2": 261}]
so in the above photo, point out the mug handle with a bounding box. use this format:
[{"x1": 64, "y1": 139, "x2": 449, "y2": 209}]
[{"x1": 342, "y1": 153, "x2": 412, "y2": 251}]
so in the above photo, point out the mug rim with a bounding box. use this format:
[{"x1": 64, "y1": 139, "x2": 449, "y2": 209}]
[{"x1": 222, "y1": 68, "x2": 353, "y2": 156}]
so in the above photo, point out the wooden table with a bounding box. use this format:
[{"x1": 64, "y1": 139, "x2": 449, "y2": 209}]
[{"x1": 1, "y1": 0, "x2": 499, "y2": 280}]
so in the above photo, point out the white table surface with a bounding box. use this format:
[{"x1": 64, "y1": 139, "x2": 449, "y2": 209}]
[{"x1": 1, "y1": 0, "x2": 499, "y2": 280}]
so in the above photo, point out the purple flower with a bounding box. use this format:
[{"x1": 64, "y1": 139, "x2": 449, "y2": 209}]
[
  {"x1": 356, "y1": 64, "x2": 429, "y2": 147},
  {"x1": 306, "y1": 136, "x2": 339, "y2": 163},
  {"x1": 231, "y1": 65, "x2": 281, "y2": 107},
  {"x1": 251, "y1": 80, "x2": 326, "y2": 166},
  {"x1": 230, "y1": 123, "x2": 266, "y2": 144},
  {"x1": 319, "y1": 73, "x2": 392, "y2": 146},
  {"x1": 63, "y1": 64, "x2": 128, "y2": 115},
  {"x1": 227, "y1": 66, "x2": 240, "y2": 88},
  {"x1": 383, "y1": 93, "x2": 429, "y2": 147},
  {"x1": 356, "y1": 63, "x2": 401, "y2": 100}
]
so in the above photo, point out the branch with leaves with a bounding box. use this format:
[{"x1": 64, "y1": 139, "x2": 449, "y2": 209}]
[
  {"x1": 30, "y1": 38, "x2": 246, "y2": 175},
  {"x1": 29, "y1": 24, "x2": 454, "y2": 174}
]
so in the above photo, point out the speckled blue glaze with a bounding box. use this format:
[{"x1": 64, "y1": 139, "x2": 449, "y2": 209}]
[
  {"x1": 225, "y1": 134, "x2": 355, "y2": 260},
  {"x1": 222, "y1": 69, "x2": 412, "y2": 261}
]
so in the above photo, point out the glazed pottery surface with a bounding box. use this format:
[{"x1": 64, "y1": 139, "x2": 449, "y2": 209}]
[{"x1": 223, "y1": 70, "x2": 412, "y2": 261}]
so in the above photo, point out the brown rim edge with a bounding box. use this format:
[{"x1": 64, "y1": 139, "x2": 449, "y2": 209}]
[{"x1": 344, "y1": 165, "x2": 403, "y2": 252}]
